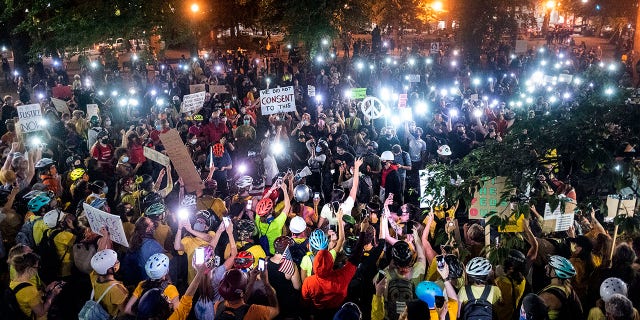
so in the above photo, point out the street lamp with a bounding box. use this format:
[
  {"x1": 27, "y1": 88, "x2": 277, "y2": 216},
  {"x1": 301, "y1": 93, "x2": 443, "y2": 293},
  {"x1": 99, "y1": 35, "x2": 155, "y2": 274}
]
[
  {"x1": 191, "y1": 3, "x2": 200, "y2": 13},
  {"x1": 189, "y1": 3, "x2": 200, "y2": 57}
]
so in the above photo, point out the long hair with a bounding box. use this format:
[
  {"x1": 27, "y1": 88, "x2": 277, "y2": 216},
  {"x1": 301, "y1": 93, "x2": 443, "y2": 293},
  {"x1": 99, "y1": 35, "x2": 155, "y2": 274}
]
[{"x1": 130, "y1": 217, "x2": 153, "y2": 252}]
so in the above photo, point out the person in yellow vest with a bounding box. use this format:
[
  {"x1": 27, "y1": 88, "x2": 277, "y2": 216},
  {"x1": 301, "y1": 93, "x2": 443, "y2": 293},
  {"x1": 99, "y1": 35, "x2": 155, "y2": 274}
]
[
  {"x1": 538, "y1": 255, "x2": 583, "y2": 320},
  {"x1": 10, "y1": 252, "x2": 63, "y2": 320},
  {"x1": 174, "y1": 210, "x2": 215, "y2": 282},
  {"x1": 89, "y1": 249, "x2": 129, "y2": 318}
]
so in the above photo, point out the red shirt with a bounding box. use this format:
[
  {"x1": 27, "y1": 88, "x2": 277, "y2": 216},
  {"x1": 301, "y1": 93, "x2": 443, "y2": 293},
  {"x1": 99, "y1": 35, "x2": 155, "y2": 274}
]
[
  {"x1": 203, "y1": 121, "x2": 229, "y2": 144},
  {"x1": 91, "y1": 143, "x2": 113, "y2": 162},
  {"x1": 128, "y1": 143, "x2": 146, "y2": 164},
  {"x1": 150, "y1": 128, "x2": 170, "y2": 143}
]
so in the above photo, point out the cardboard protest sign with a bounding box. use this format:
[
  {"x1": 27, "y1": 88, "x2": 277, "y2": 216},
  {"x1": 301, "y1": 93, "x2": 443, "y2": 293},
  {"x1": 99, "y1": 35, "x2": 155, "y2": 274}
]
[
  {"x1": 307, "y1": 85, "x2": 316, "y2": 97},
  {"x1": 17, "y1": 104, "x2": 44, "y2": 133},
  {"x1": 50, "y1": 98, "x2": 70, "y2": 115},
  {"x1": 51, "y1": 85, "x2": 72, "y2": 99},
  {"x1": 543, "y1": 75, "x2": 556, "y2": 84},
  {"x1": 159, "y1": 129, "x2": 204, "y2": 193},
  {"x1": 558, "y1": 74, "x2": 573, "y2": 83},
  {"x1": 86, "y1": 104, "x2": 99, "y2": 120},
  {"x1": 190, "y1": 84, "x2": 206, "y2": 94},
  {"x1": 470, "y1": 94, "x2": 479, "y2": 101},
  {"x1": 606, "y1": 195, "x2": 636, "y2": 219},
  {"x1": 515, "y1": 40, "x2": 528, "y2": 54},
  {"x1": 210, "y1": 85, "x2": 228, "y2": 94},
  {"x1": 406, "y1": 74, "x2": 420, "y2": 83},
  {"x1": 260, "y1": 86, "x2": 296, "y2": 115},
  {"x1": 430, "y1": 43, "x2": 440, "y2": 53},
  {"x1": 469, "y1": 177, "x2": 511, "y2": 219},
  {"x1": 82, "y1": 203, "x2": 129, "y2": 247},
  {"x1": 541, "y1": 202, "x2": 573, "y2": 233},
  {"x1": 352, "y1": 88, "x2": 367, "y2": 99},
  {"x1": 144, "y1": 146, "x2": 170, "y2": 166},
  {"x1": 180, "y1": 91, "x2": 206, "y2": 113},
  {"x1": 499, "y1": 214, "x2": 525, "y2": 233}
]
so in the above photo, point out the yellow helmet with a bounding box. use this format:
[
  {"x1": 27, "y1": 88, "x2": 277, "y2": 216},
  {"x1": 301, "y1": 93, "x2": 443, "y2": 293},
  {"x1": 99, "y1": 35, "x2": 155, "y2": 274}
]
[{"x1": 70, "y1": 168, "x2": 86, "y2": 181}]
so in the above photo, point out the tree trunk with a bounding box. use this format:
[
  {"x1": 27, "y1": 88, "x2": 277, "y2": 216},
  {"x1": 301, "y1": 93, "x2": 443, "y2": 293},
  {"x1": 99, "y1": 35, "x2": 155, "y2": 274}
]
[{"x1": 11, "y1": 32, "x2": 31, "y2": 81}]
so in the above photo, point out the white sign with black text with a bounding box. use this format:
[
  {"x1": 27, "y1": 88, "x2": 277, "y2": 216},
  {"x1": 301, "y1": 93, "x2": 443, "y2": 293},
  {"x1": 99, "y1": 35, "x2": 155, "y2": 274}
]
[{"x1": 260, "y1": 86, "x2": 296, "y2": 115}]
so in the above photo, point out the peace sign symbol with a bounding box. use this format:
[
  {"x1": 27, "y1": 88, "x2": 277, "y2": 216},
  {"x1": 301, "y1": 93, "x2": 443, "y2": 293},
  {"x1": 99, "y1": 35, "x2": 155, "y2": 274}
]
[{"x1": 359, "y1": 96, "x2": 385, "y2": 119}]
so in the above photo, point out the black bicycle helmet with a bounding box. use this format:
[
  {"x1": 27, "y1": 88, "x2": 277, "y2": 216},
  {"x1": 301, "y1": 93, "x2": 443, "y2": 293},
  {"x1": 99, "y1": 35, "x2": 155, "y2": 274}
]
[
  {"x1": 391, "y1": 241, "x2": 415, "y2": 268},
  {"x1": 343, "y1": 236, "x2": 359, "y2": 257}
]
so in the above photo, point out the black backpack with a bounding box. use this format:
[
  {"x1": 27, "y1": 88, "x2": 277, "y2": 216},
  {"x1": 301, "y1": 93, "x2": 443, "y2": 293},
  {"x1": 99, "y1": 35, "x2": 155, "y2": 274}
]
[
  {"x1": 543, "y1": 286, "x2": 584, "y2": 320},
  {"x1": 385, "y1": 277, "x2": 415, "y2": 320},
  {"x1": 215, "y1": 302, "x2": 251, "y2": 320},
  {"x1": 460, "y1": 285, "x2": 495, "y2": 320},
  {"x1": 0, "y1": 282, "x2": 33, "y2": 320},
  {"x1": 36, "y1": 229, "x2": 68, "y2": 284}
]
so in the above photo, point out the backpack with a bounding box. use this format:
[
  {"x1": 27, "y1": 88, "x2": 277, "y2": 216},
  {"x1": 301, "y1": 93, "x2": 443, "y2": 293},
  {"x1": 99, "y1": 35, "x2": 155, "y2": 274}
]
[
  {"x1": 78, "y1": 282, "x2": 118, "y2": 320},
  {"x1": 0, "y1": 282, "x2": 32, "y2": 320},
  {"x1": 215, "y1": 301, "x2": 251, "y2": 320},
  {"x1": 15, "y1": 217, "x2": 40, "y2": 249},
  {"x1": 542, "y1": 286, "x2": 584, "y2": 320},
  {"x1": 356, "y1": 175, "x2": 372, "y2": 204},
  {"x1": 36, "y1": 228, "x2": 69, "y2": 284},
  {"x1": 385, "y1": 277, "x2": 415, "y2": 320},
  {"x1": 460, "y1": 285, "x2": 495, "y2": 320}
]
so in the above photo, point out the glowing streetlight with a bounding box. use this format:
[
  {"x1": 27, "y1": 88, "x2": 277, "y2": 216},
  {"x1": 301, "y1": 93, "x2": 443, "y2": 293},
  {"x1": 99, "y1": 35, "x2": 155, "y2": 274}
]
[
  {"x1": 545, "y1": 0, "x2": 555, "y2": 9},
  {"x1": 190, "y1": 3, "x2": 200, "y2": 13},
  {"x1": 432, "y1": 1, "x2": 443, "y2": 11}
]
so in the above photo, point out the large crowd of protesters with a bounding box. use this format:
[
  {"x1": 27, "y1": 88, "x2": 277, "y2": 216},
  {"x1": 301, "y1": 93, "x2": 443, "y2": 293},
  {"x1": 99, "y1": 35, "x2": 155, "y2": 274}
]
[{"x1": 0, "y1": 29, "x2": 638, "y2": 320}]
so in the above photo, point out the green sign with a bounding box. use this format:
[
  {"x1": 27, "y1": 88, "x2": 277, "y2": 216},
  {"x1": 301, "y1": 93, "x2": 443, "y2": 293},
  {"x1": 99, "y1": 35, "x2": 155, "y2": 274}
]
[
  {"x1": 469, "y1": 177, "x2": 511, "y2": 219},
  {"x1": 352, "y1": 88, "x2": 367, "y2": 99}
]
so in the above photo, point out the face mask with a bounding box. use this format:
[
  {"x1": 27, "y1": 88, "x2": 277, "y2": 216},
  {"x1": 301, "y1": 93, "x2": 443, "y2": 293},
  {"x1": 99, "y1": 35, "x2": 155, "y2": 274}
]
[
  {"x1": 244, "y1": 120, "x2": 250, "y2": 125},
  {"x1": 103, "y1": 187, "x2": 109, "y2": 194},
  {"x1": 349, "y1": 113, "x2": 356, "y2": 117},
  {"x1": 121, "y1": 156, "x2": 129, "y2": 163},
  {"x1": 105, "y1": 120, "x2": 111, "y2": 126},
  {"x1": 155, "y1": 125, "x2": 162, "y2": 130},
  {"x1": 224, "y1": 105, "x2": 230, "y2": 109},
  {"x1": 315, "y1": 146, "x2": 322, "y2": 152},
  {"x1": 193, "y1": 222, "x2": 207, "y2": 232},
  {"x1": 302, "y1": 120, "x2": 308, "y2": 126},
  {"x1": 101, "y1": 138, "x2": 108, "y2": 143},
  {"x1": 190, "y1": 138, "x2": 198, "y2": 144},
  {"x1": 386, "y1": 133, "x2": 393, "y2": 139}
]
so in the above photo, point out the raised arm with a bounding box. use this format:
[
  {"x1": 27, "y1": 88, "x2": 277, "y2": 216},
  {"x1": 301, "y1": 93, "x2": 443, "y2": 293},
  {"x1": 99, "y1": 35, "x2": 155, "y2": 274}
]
[
  {"x1": 422, "y1": 209, "x2": 437, "y2": 264},
  {"x1": 348, "y1": 157, "x2": 363, "y2": 201}
]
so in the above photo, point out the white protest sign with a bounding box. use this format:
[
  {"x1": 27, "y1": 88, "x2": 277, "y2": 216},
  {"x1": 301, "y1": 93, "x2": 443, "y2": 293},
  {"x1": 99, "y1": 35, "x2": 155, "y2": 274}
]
[
  {"x1": 190, "y1": 84, "x2": 206, "y2": 94},
  {"x1": 307, "y1": 85, "x2": 316, "y2": 97},
  {"x1": 542, "y1": 202, "x2": 573, "y2": 232},
  {"x1": 558, "y1": 74, "x2": 573, "y2": 83},
  {"x1": 82, "y1": 203, "x2": 129, "y2": 247},
  {"x1": 430, "y1": 43, "x2": 440, "y2": 53},
  {"x1": 86, "y1": 104, "x2": 99, "y2": 120},
  {"x1": 515, "y1": 40, "x2": 528, "y2": 54},
  {"x1": 406, "y1": 74, "x2": 420, "y2": 83},
  {"x1": 50, "y1": 98, "x2": 70, "y2": 115},
  {"x1": 181, "y1": 91, "x2": 206, "y2": 113},
  {"x1": 260, "y1": 86, "x2": 296, "y2": 115},
  {"x1": 210, "y1": 85, "x2": 228, "y2": 94},
  {"x1": 470, "y1": 94, "x2": 479, "y2": 101},
  {"x1": 144, "y1": 146, "x2": 170, "y2": 166},
  {"x1": 17, "y1": 104, "x2": 44, "y2": 133}
]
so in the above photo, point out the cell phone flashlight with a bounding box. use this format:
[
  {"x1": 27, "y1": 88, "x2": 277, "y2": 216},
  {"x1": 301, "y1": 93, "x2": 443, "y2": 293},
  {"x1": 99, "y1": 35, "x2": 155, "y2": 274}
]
[
  {"x1": 178, "y1": 209, "x2": 189, "y2": 221},
  {"x1": 313, "y1": 192, "x2": 320, "y2": 200},
  {"x1": 246, "y1": 199, "x2": 253, "y2": 210},
  {"x1": 195, "y1": 247, "x2": 205, "y2": 265},
  {"x1": 223, "y1": 216, "x2": 230, "y2": 227},
  {"x1": 258, "y1": 258, "x2": 265, "y2": 271}
]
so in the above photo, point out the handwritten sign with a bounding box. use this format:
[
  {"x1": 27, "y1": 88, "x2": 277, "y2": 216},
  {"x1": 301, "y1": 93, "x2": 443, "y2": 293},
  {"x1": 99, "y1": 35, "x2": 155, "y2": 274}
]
[
  {"x1": 17, "y1": 104, "x2": 44, "y2": 133},
  {"x1": 210, "y1": 85, "x2": 228, "y2": 94},
  {"x1": 260, "y1": 86, "x2": 296, "y2": 115},
  {"x1": 469, "y1": 177, "x2": 511, "y2": 219},
  {"x1": 144, "y1": 146, "x2": 170, "y2": 166},
  {"x1": 406, "y1": 74, "x2": 420, "y2": 83},
  {"x1": 307, "y1": 85, "x2": 315, "y2": 97},
  {"x1": 86, "y1": 104, "x2": 99, "y2": 120},
  {"x1": 558, "y1": 74, "x2": 573, "y2": 83},
  {"x1": 51, "y1": 85, "x2": 72, "y2": 99},
  {"x1": 82, "y1": 203, "x2": 129, "y2": 247},
  {"x1": 181, "y1": 91, "x2": 206, "y2": 113},
  {"x1": 352, "y1": 88, "x2": 367, "y2": 99},
  {"x1": 159, "y1": 129, "x2": 204, "y2": 193},
  {"x1": 542, "y1": 203, "x2": 573, "y2": 233},
  {"x1": 190, "y1": 84, "x2": 206, "y2": 94},
  {"x1": 430, "y1": 43, "x2": 440, "y2": 53},
  {"x1": 398, "y1": 94, "x2": 408, "y2": 108},
  {"x1": 50, "y1": 98, "x2": 70, "y2": 115},
  {"x1": 606, "y1": 195, "x2": 636, "y2": 219}
]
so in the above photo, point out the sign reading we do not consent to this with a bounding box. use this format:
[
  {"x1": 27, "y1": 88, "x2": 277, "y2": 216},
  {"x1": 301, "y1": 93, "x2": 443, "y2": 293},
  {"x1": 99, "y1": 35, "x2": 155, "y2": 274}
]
[{"x1": 260, "y1": 86, "x2": 296, "y2": 115}]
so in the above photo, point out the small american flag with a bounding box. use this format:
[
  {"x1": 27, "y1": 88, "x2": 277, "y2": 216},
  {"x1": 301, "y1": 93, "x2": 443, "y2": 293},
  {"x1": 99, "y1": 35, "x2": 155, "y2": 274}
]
[{"x1": 278, "y1": 245, "x2": 295, "y2": 275}]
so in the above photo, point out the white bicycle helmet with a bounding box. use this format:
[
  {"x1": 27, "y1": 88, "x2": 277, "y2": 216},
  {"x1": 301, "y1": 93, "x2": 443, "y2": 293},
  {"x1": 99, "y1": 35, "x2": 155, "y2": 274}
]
[
  {"x1": 145, "y1": 253, "x2": 170, "y2": 280},
  {"x1": 380, "y1": 151, "x2": 394, "y2": 161},
  {"x1": 43, "y1": 209, "x2": 65, "y2": 228},
  {"x1": 35, "y1": 158, "x2": 55, "y2": 169},
  {"x1": 236, "y1": 176, "x2": 254, "y2": 190},
  {"x1": 91, "y1": 249, "x2": 118, "y2": 275},
  {"x1": 600, "y1": 277, "x2": 627, "y2": 302},
  {"x1": 289, "y1": 216, "x2": 307, "y2": 234},
  {"x1": 466, "y1": 257, "x2": 492, "y2": 277}
]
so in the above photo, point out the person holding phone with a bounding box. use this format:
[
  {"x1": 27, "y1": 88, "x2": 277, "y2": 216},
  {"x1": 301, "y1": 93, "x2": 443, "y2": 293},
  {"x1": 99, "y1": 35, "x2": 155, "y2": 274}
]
[
  {"x1": 174, "y1": 210, "x2": 215, "y2": 282},
  {"x1": 214, "y1": 268, "x2": 279, "y2": 320},
  {"x1": 268, "y1": 236, "x2": 302, "y2": 319}
]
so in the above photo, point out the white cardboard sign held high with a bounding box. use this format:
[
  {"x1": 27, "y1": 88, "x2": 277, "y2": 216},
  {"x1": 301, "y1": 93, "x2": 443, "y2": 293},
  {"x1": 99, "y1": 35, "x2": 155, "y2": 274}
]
[
  {"x1": 82, "y1": 203, "x2": 129, "y2": 247},
  {"x1": 17, "y1": 104, "x2": 44, "y2": 133},
  {"x1": 260, "y1": 86, "x2": 296, "y2": 115},
  {"x1": 181, "y1": 91, "x2": 206, "y2": 113}
]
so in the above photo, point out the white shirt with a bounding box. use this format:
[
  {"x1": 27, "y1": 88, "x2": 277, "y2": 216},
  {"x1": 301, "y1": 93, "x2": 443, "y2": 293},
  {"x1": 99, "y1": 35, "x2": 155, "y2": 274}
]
[{"x1": 320, "y1": 196, "x2": 355, "y2": 227}]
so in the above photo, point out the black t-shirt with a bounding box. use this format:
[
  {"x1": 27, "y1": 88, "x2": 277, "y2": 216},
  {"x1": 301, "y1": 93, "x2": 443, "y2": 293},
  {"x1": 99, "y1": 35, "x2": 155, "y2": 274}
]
[{"x1": 266, "y1": 258, "x2": 300, "y2": 317}]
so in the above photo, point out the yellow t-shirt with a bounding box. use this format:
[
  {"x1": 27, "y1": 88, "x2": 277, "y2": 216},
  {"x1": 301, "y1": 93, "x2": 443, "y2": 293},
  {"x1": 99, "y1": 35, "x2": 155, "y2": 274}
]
[
  {"x1": 458, "y1": 284, "x2": 502, "y2": 305},
  {"x1": 132, "y1": 280, "x2": 179, "y2": 300},
  {"x1": 494, "y1": 276, "x2": 526, "y2": 320},
  {"x1": 89, "y1": 272, "x2": 129, "y2": 317},
  {"x1": 154, "y1": 223, "x2": 173, "y2": 254},
  {"x1": 180, "y1": 231, "x2": 216, "y2": 282},
  {"x1": 300, "y1": 249, "x2": 337, "y2": 276},
  {"x1": 429, "y1": 299, "x2": 459, "y2": 320},
  {"x1": 9, "y1": 281, "x2": 43, "y2": 320},
  {"x1": 9, "y1": 265, "x2": 43, "y2": 289},
  {"x1": 32, "y1": 218, "x2": 48, "y2": 246},
  {"x1": 51, "y1": 230, "x2": 75, "y2": 277}
]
